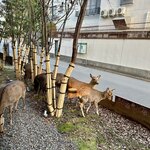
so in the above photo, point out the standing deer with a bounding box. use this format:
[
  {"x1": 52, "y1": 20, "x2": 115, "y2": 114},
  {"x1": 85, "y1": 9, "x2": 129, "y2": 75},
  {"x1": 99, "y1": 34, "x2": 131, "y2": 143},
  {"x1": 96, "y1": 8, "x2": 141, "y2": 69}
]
[
  {"x1": 78, "y1": 87, "x2": 115, "y2": 117},
  {"x1": 0, "y1": 80, "x2": 26, "y2": 133},
  {"x1": 34, "y1": 72, "x2": 64, "y2": 94},
  {"x1": 67, "y1": 74, "x2": 101, "y2": 99}
]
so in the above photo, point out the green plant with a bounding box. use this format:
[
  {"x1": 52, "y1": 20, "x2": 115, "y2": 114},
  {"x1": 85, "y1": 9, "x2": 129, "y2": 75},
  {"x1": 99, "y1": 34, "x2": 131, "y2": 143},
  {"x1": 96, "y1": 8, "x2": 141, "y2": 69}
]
[{"x1": 57, "y1": 122, "x2": 76, "y2": 133}]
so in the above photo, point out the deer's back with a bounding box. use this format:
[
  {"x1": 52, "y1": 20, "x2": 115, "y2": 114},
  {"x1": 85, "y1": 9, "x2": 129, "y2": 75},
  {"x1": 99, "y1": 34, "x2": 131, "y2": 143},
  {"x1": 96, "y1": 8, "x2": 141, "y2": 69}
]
[
  {"x1": 0, "y1": 81, "x2": 26, "y2": 108},
  {"x1": 78, "y1": 87, "x2": 101, "y2": 102},
  {"x1": 68, "y1": 77, "x2": 88, "y2": 89}
]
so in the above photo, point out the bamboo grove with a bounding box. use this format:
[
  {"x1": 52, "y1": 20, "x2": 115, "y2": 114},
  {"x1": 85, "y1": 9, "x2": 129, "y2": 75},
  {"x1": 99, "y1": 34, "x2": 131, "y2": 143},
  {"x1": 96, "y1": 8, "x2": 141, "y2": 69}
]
[{"x1": 0, "y1": 0, "x2": 88, "y2": 117}]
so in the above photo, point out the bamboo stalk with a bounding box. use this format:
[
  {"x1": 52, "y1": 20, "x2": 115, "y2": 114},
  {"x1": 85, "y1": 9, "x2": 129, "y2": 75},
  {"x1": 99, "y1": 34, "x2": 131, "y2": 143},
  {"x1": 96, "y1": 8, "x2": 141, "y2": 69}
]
[
  {"x1": 56, "y1": 62, "x2": 75, "y2": 117},
  {"x1": 52, "y1": 51, "x2": 61, "y2": 109},
  {"x1": 2, "y1": 47, "x2": 6, "y2": 70},
  {"x1": 33, "y1": 45, "x2": 38, "y2": 78},
  {"x1": 39, "y1": 47, "x2": 45, "y2": 74},
  {"x1": 30, "y1": 55, "x2": 34, "y2": 83},
  {"x1": 13, "y1": 42, "x2": 19, "y2": 79},
  {"x1": 17, "y1": 42, "x2": 21, "y2": 79},
  {"x1": 46, "y1": 53, "x2": 54, "y2": 116},
  {"x1": 56, "y1": 0, "x2": 88, "y2": 117},
  {"x1": 22, "y1": 46, "x2": 30, "y2": 75},
  {"x1": 18, "y1": 45, "x2": 24, "y2": 79}
]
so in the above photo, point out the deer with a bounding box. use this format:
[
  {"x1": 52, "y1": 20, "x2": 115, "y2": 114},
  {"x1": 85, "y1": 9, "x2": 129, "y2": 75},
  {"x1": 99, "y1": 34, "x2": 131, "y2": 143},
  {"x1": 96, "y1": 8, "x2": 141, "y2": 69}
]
[
  {"x1": 34, "y1": 72, "x2": 64, "y2": 94},
  {"x1": 67, "y1": 74, "x2": 101, "y2": 100},
  {"x1": 0, "y1": 80, "x2": 26, "y2": 133},
  {"x1": 78, "y1": 87, "x2": 115, "y2": 117}
]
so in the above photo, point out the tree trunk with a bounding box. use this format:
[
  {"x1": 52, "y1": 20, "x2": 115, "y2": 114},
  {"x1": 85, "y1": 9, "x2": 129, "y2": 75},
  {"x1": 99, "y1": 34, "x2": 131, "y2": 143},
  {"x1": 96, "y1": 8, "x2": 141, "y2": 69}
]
[
  {"x1": 56, "y1": 0, "x2": 88, "y2": 117},
  {"x1": 52, "y1": 0, "x2": 76, "y2": 110},
  {"x1": 41, "y1": 0, "x2": 54, "y2": 116}
]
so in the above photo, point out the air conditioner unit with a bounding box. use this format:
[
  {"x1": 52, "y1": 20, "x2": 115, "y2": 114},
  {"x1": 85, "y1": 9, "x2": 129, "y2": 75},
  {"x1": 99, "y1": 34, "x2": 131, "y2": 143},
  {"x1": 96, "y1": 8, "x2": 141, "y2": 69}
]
[
  {"x1": 117, "y1": 7, "x2": 126, "y2": 16},
  {"x1": 101, "y1": 10, "x2": 108, "y2": 18},
  {"x1": 112, "y1": 17, "x2": 131, "y2": 30},
  {"x1": 109, "y1": 8, "x2": 116, "y2": 17}
]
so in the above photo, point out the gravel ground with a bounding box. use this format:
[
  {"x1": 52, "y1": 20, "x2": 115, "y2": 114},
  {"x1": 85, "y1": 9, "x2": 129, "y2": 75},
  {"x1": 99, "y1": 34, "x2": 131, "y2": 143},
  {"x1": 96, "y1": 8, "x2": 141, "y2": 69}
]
[
  {"x1": 96, "y1": 108, "x2": 150, "y2": 149},
  {"x1": 0, "y1": 91, "x2": 150, "y2": 150},
  {"x1": 0, "y1": 93, "x2": 78, "y2": 150}
]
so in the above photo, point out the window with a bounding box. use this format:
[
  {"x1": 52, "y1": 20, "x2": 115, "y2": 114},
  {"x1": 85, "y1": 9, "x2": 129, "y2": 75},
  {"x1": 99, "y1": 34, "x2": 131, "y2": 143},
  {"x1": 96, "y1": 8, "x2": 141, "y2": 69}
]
[
  {"x1": 76, "y1": 0, "x2": 101, "y2": 16},
  {"x1": 120, "y1": 0, "x2": 133, "y2": 5},
  {"x1": 77, "y1": 43, "x2": 87, "y2": 54},
  {"x1": 87, "y1": 0, "x2": 101, "y2": 15}
]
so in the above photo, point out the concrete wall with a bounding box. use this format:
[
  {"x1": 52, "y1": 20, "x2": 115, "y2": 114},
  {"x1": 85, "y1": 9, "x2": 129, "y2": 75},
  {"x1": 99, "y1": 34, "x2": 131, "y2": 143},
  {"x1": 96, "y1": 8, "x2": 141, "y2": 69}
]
[
  {"x1": 52, "y1": 0, "x2": 150, "y2": 79},
  {"x1": 52, "y1": 38, "x2": 150, "y2": 71},
  {"x1": 51, "y1": 38, "x2": 150, "y2": 80}
]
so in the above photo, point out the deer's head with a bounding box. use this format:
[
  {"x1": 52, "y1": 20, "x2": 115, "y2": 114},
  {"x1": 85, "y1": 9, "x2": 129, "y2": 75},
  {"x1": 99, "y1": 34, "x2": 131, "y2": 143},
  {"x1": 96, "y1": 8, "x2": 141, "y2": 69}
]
[
  {"x1": 90, "y1": 74, "x2": 101, "y2": 85},
  {"x1": 105, "y1": 88, "x2": 115, "y2": 101}
]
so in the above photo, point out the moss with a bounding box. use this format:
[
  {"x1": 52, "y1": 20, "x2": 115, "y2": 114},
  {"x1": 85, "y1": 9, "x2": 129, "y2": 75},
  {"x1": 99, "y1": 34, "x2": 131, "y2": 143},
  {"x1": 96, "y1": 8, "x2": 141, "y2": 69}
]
[
  {"x1": 78, "y1": 139, "x2": 97, "y2": 150},
  {"x1": 57, "y1": 122, "x2": 76, "y2": 133}
]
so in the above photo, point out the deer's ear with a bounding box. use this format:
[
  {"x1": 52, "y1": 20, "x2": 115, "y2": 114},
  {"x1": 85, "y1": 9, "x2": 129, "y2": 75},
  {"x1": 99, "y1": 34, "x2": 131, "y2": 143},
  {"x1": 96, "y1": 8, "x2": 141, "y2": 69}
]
[
  {"x1": 90, "y1": 74, "x2": 93, "y2": 78},
  {"x1": 106, "y1": 87, "x2": 109, "y2": 91},
  {"x1": 97, "y1": 75, "x2": 101, "y2": 79},
  {"x1": 111, "y1": 89, "x2": 115, "y2": 91}
]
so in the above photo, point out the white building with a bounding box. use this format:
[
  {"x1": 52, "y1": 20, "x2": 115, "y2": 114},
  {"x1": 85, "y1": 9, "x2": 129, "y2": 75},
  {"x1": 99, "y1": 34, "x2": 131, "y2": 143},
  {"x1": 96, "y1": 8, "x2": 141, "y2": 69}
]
[{"x1": 51, "y1": 0, "x2": 150, "y2": 80}]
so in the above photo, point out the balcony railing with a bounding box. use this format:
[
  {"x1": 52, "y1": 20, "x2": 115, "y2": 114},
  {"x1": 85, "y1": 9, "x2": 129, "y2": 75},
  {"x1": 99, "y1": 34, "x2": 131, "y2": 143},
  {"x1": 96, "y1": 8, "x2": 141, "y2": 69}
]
[
  {"x1": 75, "y1": 7, "x2": 100, "y2": 17},
  {"x1": 120, "y1": 0, "x2": 133, "y2": 5}
]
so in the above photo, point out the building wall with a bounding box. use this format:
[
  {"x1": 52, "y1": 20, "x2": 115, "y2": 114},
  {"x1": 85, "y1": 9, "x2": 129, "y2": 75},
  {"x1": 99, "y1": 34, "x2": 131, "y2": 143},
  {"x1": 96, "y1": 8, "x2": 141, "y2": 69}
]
[
  {"x1": 52, "y1": 0, "x2": 150, "y2": 79},
  {"x1": 63, "y1": 0, "x2": 150, "y2": 31},
  {"x1": 51, "y1": 38, "x2": 150, "y2": 71},
  {"x1": 64, "y1": 1, "x2": 101, "y2": 30}
]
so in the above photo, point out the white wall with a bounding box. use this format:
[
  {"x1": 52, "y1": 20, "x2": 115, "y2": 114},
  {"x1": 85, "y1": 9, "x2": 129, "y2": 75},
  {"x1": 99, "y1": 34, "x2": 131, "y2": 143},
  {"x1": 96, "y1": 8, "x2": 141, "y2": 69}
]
[
  {"x1": 52, "y1": 0, "x2": 150, "y2": 71},
  {"x1": 100, "y1": 0, "x2": 150, "y2": 31},
  {"x1": 52, "y1": 38, "x2": 150, "y2": 71}
]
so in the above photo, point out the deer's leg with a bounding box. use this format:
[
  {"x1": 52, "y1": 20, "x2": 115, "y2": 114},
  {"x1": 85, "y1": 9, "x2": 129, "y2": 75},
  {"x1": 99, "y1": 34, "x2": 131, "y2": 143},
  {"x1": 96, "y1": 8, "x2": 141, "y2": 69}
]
[
  {"x1": 0, "y1": 114, "x2": 4, "y2": 133},
  {"x1": 14, "y1": 100, "x2": 19, "y2": 111},
  {"x1": 22, "y1": 92, "x2": 26, "y2": 110},
  {"x1": 79, "y1": 103, "x2": 85, "y2": 117},
  {"x1": 94, "y1": 102, "x2": 99, "y2": 115},
  {"x1": 9, "y1": 105, "x2": 13, "y2": 125},
  {"x1": 86, "y1": 102, "x2": 91, "y2": 114}
]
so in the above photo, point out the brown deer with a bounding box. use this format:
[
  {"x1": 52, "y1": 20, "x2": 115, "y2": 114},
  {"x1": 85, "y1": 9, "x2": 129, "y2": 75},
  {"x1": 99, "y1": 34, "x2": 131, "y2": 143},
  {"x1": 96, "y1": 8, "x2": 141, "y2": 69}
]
[
  {"x1": 78, "y1": 87, "x2": 115, "y2": 117},
  {"x1": 34, "y1": 72, "x2": 64, "y2": 94},
  {"x1": 0, "y1": 80, "x2": 26, "y2": 133},
  {"x1": 67, "y1": 74, "x2": 101, "y2": 99}
]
